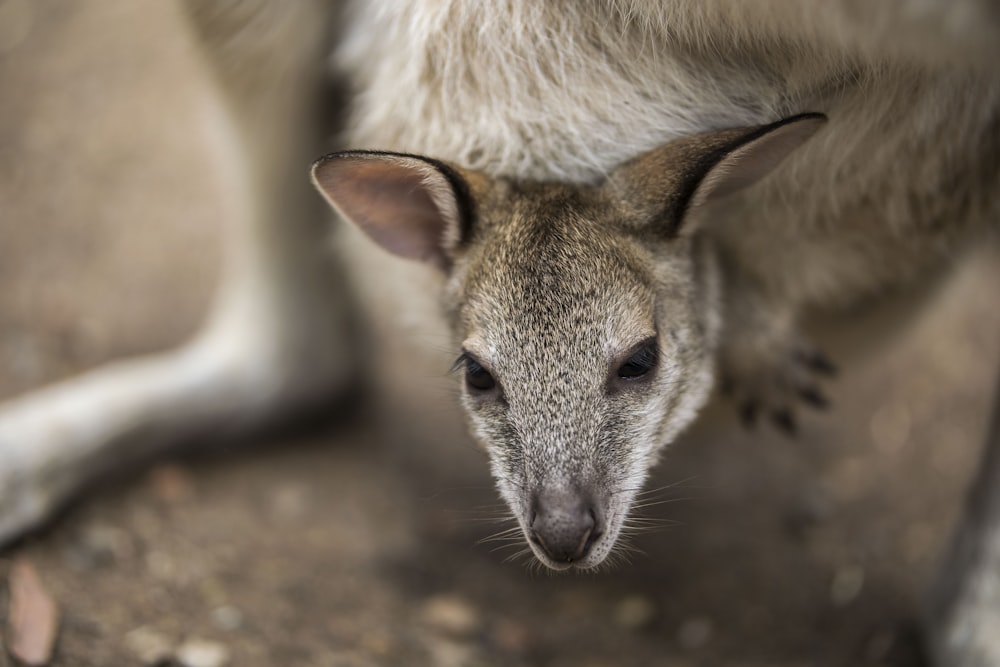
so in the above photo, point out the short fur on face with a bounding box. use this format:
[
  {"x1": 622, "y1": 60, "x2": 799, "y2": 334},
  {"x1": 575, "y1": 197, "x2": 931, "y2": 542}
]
[
  {"x1": 443, "y1": 180, "x2": 721, "y2": 568},
  {"x1": 313, "y1": 115, "x2": 824, "y2": 568}
]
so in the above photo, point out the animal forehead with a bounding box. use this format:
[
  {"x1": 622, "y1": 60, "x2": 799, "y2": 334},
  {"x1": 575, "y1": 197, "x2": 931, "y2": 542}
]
[
  {"x1": 461, "y1": 191, "x2": 654, "y2": 350},
  {"x1": 481, "y1": 186, "x2": 642, "y2": 288}
]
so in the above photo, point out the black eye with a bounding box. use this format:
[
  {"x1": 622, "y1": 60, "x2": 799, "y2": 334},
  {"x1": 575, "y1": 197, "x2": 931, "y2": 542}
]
[
  {"x1": 461, "y1": 355, "x2": 497, "y2": 392},
  {"x1": 617, "y1": 340, "x2": 658, "y2": 380}
]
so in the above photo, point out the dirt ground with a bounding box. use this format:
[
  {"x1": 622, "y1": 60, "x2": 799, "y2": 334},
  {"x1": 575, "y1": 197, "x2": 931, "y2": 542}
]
[{"x1": 1, "y1": 3, "x2": 999, "y2": 667}]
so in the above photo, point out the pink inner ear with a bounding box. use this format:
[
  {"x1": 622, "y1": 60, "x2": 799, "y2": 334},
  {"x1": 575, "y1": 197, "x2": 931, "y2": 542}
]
[
  {"x1": 694, "y1": 115, "x2": 826, "y2": 205},
  {"x1": 313, "y1": 157, "x2": 450, "y2": 269}
]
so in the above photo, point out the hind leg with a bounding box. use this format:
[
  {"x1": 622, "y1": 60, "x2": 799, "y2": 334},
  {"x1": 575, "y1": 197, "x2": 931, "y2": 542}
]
[
  {"x1": 927, "y1": 374, "x2": 1000, "y2": 667},
  {"x1": 0, "y1": 1, "x2": 356, "y2": 545}
]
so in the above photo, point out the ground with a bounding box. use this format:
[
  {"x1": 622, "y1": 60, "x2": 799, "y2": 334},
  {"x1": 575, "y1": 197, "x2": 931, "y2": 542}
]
[{"x1": 1, "y1": 3, "x2": 998, "y2": 667}]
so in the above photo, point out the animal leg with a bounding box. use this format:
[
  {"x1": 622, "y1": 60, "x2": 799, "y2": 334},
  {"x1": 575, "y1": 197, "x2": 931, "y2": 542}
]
[
  {"x1": 0, "y1": 1, "x2": 356, "y2": 546},
  {"x1": 716, "y1": 274, "x2": 834, "y2": 434}
]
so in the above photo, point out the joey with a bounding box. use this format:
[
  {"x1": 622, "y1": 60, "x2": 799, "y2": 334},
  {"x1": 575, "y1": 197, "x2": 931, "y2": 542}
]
[{"x1": 313, "y1": 113, "x2": 826, "y2": 568}]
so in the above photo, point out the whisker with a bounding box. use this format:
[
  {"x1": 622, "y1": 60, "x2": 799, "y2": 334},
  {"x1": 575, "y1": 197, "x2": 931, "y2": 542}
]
[
  {"x1": 503, "y1": 547, "x2": 534, "y2": 566},
  {"x1": 632, "y1": 476, "x2": 704, "y2": 496},
  {"x1": 477, "y1": 527, "x2": 525, "y2": 545},
  {"x1": 630, "y1": 496, "x2": 699, "y2": 510},
  {"x1": 490, "y1": 542, "x2": 529, "y2": 554},
  {"x1": 620, "y1": 521, "x2": 681, "y2": 533},
  {"x1": 623, "y1": 516, "x2": 681, "y2": 527},
  {"x1": 447, "y1": 504, "x2": 514, "y2": 516},
  {"x1": 456, "y1": 517, "x2": 518, "y2": 527},
  {"x1": 417, "y1": 485, "x2": 501, "y2": 501}
]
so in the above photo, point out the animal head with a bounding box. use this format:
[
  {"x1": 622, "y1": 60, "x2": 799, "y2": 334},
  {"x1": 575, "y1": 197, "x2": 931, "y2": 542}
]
[{"x1": 312, "y1": 113, "x2": 825, "y2": 570}]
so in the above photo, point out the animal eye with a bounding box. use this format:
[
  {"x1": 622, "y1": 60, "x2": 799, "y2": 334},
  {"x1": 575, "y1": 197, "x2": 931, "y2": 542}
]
[
  {"x1": 462, "y1": 356, "x2": 497, "y2": 392},
  {"x1": 617, "y1": 340, "x2": 658, "y2": 380}
]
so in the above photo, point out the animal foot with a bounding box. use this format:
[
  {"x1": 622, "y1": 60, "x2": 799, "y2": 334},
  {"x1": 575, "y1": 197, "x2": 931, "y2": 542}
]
[{"x1": 719, "y1": 334, "x2": 835, "y2": 436}]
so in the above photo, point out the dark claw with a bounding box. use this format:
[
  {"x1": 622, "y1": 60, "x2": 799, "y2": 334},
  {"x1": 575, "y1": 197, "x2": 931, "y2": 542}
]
[
  {"x1": 800, "y1": 350, "x2": 837, "y2": 376},
  {"x1": 740, "y1": 400, "x2": 759, "y2": 429},
  {"x1": 798, "y1": 386, "x2": 830, "y2": 409},
  {"x1": 772, "y1": 409, "x2": 797, "y2": 436}
]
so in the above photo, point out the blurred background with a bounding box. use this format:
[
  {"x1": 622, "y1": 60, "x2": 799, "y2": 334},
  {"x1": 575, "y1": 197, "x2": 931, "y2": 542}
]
[{"x1": 0, "y1": 2, "x2": 998, "y2": 666}]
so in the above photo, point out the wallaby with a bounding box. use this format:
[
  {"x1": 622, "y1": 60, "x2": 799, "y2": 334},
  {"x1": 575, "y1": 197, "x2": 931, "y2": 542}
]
[
  {"x1": 1, "y1": 1, "x2": 998, "y2": 666},
  {"x1": 318, "y1": 3, "x2": 1000, "y2": 665},
  {"x1": 312, "y1": 114, "x2": 829, "y2": 569},
  {"x1": 313, "y1": 110, "x2": 999, "y2": 662}
]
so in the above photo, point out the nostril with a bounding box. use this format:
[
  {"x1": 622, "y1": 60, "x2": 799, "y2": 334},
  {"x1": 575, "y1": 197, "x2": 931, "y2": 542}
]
[
  {"x1": 582, "y1": 508, "x2": 602, "y2": 553},
  {"x1": 573, "y1": 510, "x2": 596, "y2": 559},
  {"x1": 529, "y1": 494, "x2": 601, "y2": 563}
]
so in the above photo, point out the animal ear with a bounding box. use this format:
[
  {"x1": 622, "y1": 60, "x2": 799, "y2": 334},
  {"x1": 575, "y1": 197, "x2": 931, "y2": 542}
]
[
  {"x1": 607, "y1": 113, "x2": 827, "y2": 237},
  {"x1": 311, "y1": 151, "x2": 476, "y2": 271},
  {"x1": 686, "y1": 113, "x2": 827, "y2": 208}
]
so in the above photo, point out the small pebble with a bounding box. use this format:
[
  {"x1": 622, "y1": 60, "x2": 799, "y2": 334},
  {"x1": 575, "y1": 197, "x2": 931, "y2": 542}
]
[
  {"x1": 145, "y1": 550, "x2": 177, "y2": 581},
  {"x1": 830, "y1": 565, "x2": 865, "y2": 607},
  {"x1": 211, "y1": 606, "x2": 244, "y2": 632},
  {"x1": 613, "y1": 595, "x2": 657, "y2": 630},
  {"x1": 198, "y1": 579, "x2": 228, "y2": 609},
  {"x1": 269, "y1": 483, "x2": 310, "y2": 519},
  {"x1": 148, "y1": 463, "x2": 195, "y2": 504},
  {"x1": 124, "y1": 626, "x2": 173, "y2": 665},
  {"x1": 424, "y1": 636, "x2": 476, "y2": 667},
  {"x1": 360, "y1": 630, "x2": 393, "y2": 656},
  {"x1": 677, "y1": 616, "x2": 713, "y2": 651},
  {"x1": 420, "y1": 595, "x2": 481, "y2": 637},
  {"x1": 64, "y1": 523, "x2": 131, "y2": 571},
  {"x1": 176, "y1": 638, "x2": 230, "y2": 667},
  {"x1": 490, "y1": 619, "x2": 530, "y2": 653}
]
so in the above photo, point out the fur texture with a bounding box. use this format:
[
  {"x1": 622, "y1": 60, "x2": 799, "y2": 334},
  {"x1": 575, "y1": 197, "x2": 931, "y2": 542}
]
[
  {"x1": 329, "y1": 1, "x2": 1000, "y2": 664},
  {"x1": 0, "y1": 2, "x2": 997, "y2": 665},
  {"x1": 338, "y1": 1, "x2": 1000, "y2": 310}
]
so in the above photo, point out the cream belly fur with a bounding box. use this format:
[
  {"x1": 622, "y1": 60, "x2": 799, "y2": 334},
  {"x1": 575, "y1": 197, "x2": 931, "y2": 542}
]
[{"x1": 340, "y1": 2, "x2": 999, "y2": 307}]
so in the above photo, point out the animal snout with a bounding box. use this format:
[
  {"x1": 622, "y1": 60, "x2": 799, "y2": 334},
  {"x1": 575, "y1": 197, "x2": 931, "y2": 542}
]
[{"x1": 529, "y1": 489, "x2": 602, "y2": 564}]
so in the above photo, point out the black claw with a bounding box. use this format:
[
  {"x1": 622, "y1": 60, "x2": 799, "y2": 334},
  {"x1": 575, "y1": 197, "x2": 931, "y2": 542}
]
[
  {"x1": 798, "y1": 386, "x2": 830, "y2": 409},
  {"x1": 803, "y1": 351, "x2": 837, "y2": 376},
  {"x1": 772, "y1": 409, "x2": 797, "y2": 436},
  {"x1": 740, "y1": 401, "x2": 759, "y2": 429}
]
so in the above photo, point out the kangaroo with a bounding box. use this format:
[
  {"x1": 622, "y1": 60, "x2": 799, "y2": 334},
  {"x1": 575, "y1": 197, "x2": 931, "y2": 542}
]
[
  {"x1": 313, "y1": 101, "x2": 997, "y2": 520},
  {"x1": 312, "y1": 114, "x2": 829, "y2": 569},
  {"x1": 316, "y1": 2, "x2": 1000, "y2": 664},
  {"x1": 313, "y1": 108, "x2": 999, "y2": 663}
]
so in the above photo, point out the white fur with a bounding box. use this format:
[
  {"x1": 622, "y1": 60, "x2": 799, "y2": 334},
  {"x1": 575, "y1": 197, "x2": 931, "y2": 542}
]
[{"x1": 338, "y1": 1, "x2": 998, "y2": 316}]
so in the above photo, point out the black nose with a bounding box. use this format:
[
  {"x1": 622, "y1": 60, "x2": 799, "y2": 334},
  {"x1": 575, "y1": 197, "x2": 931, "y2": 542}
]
[{"x1": 529, "y1": 489, "x2": 600, "y2": 563}]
